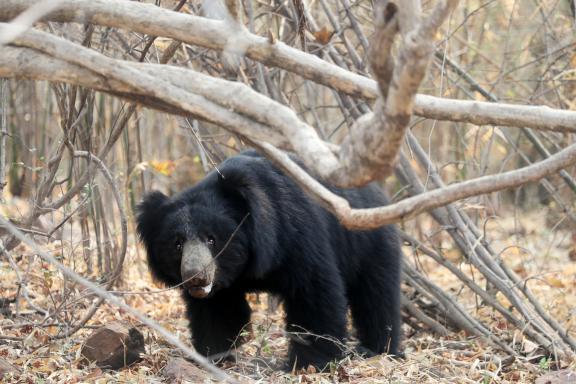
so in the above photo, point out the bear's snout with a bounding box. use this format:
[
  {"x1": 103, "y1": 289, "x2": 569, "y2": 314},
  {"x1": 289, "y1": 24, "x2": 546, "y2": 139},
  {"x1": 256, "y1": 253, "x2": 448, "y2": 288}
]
[{"x1": 181, "y1": 240, "x2": 216, "y2": 298}]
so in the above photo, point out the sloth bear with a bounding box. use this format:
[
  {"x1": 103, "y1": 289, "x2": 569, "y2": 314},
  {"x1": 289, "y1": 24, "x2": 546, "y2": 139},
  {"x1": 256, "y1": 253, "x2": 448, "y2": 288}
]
[{"x1": 137, "y1": 150, "x2": 401, "y2": 370}]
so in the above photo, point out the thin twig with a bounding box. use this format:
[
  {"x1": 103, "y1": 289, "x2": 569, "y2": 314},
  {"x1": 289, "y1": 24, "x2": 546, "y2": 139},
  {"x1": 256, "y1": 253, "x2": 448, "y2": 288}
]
[
  {"x1": 47, "y1": 151, "x2": 128, "y2": 339},
  {"x1": 0, "y1": 79, "x2": 7, "y2": 195}
]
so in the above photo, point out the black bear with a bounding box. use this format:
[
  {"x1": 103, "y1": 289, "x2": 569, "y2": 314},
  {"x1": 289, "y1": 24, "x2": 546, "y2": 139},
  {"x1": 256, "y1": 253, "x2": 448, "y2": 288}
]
[{"x1": 137, "y1": 150, "x2": 401, "y2": 370}]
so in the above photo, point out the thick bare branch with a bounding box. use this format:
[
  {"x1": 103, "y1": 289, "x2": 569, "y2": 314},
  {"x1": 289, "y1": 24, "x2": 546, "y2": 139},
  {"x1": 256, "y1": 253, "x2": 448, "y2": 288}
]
[
  {"x1": 5, "y1": 40, "x2": 576, "y2": 229},
  {"x1": 1, "y1": 0, "x2": 575, "y2": 133},
  {"x1": 2, "y1": 26, "x2": 341, "y2": 180},
  {"x1": 253, "y1": 140, "x2": 576, "y2": 230},
  {"x1": 336, "y1": 0, "x2": 459, "y2": 185},
  {"x1": 0, "y1": 44, "x2": 341, "y2": 175},
  {"x1": 368, "y1": 1, "x2": 398, "y2": 101}
]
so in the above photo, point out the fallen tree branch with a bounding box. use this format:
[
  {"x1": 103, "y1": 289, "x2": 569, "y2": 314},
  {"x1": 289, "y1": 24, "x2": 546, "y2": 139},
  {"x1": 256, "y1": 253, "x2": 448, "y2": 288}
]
[
  {"x1": 398, "y1": 229, "x2": 564, "y2": 353},
  {"x1": 402, "y1": 260, "x2": 518, "y2": 355},
  {"x1": 1, "y1": 0, "x2": 575, "y2": 133},
  {"x1": 0, "y1": 46, "x2": 342, "y2": 159}
]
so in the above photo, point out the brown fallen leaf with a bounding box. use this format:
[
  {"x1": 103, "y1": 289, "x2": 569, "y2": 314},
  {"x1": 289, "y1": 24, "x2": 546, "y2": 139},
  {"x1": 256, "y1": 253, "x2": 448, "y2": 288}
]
[
  {"x1": 546, "y1": 276, "x2": 566, "y2": 288},
  {"x1": 313, "y1": 26, "x2": 335, "y2": 45}
]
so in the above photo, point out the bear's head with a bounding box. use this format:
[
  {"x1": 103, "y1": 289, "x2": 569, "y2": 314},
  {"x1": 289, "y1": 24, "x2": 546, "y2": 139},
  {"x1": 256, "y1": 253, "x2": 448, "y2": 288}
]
[{"x1": 136, "y1": 154, "x2": 279, "y2": 298}]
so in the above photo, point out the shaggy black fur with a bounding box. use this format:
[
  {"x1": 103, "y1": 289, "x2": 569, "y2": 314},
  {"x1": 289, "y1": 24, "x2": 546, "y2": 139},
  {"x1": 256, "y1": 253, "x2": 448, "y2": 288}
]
[{"x1": 137, "y1": 150, "x2": 402, "y2": 370}]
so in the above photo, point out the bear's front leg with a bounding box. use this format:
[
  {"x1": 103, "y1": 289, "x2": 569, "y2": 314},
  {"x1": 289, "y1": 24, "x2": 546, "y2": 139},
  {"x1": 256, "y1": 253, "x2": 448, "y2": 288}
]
[
  {"x1": 183, "y1": 289, "x2": 251, "y2": 359},
  {"x1": 284, "y1": 290, "x2": 348, "y2": 371}
]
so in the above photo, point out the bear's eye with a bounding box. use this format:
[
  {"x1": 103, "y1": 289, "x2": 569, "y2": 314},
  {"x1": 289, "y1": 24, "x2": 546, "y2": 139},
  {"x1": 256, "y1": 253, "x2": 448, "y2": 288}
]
[
  {"x1": 175, "y1": 239, "x2": 183, "y2": 252},
  {"x1": 206, "y1": 236, "x2": 215, "y2": 247}
]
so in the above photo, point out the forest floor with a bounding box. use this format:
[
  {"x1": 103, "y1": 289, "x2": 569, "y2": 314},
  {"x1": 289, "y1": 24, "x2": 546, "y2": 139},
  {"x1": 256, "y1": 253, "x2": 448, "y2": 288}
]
[{"x1": 1, "y1": 208, "x2": 575, "y2": 383}]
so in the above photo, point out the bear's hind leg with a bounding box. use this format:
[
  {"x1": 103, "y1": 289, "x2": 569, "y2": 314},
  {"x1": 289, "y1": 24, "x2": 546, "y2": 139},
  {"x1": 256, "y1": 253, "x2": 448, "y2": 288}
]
[
  {"x1": 184, "y1": 289, "x2": 251, "y2": 359},
  {"x1": 283, "y1": 277, "x2": 348, "y2": 371},
  {"x1": 349, "y1": 265, "x2": 401, "y2": 356}
]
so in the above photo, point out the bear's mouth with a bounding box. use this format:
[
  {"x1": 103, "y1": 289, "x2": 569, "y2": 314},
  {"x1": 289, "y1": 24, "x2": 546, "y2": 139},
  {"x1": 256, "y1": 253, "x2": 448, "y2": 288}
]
[{"x1": 186, "y1": 282, "x2": 213, "y2": 298}]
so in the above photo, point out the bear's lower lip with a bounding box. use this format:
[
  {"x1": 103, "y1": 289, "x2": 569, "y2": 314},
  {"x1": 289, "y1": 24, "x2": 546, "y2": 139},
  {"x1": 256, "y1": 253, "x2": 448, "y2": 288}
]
[{"x1": 187, "y1": 282, "x2": 213, "y2": 298}]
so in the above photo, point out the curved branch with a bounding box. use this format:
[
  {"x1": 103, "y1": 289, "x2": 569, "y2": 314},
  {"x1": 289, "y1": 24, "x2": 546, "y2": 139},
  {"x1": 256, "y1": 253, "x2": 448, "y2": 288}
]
[
  {"x1": 0, "y1": 46, "x2": 342, "y2": 157},
  {"x1": 2, "y1": 26, "x2": 339, "y2": 179},
  {"x1": 252, "y1": 140, "x2": 576, "y2": 229}
]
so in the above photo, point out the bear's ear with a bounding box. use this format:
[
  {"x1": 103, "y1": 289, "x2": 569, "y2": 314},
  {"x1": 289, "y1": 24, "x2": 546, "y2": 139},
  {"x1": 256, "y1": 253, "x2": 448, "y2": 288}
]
[
  {"x1": 136, "y1": 191, "x2": 169, "y2": 250},
  {"x1": 218, "y1": 157, "x2": 279, "y2": 277}
]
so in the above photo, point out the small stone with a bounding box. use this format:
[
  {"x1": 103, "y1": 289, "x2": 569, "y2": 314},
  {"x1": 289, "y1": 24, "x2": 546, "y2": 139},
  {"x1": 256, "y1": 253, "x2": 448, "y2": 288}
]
[
  {"x1": 80, "y1": 322, "x2": 145, "y2": 370},
  {"x1": 162, "y1": 357, "x2": 210, "y2": 382}
]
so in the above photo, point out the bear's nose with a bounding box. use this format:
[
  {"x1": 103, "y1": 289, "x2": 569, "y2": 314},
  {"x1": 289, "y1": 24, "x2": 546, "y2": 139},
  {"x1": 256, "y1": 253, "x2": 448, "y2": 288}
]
[
  {"x1": 180, "y1": 240, "x2": 216, "y2": 298},
  {"x1": 183, "y1": 273, "x2": 209, "y2": 288}
]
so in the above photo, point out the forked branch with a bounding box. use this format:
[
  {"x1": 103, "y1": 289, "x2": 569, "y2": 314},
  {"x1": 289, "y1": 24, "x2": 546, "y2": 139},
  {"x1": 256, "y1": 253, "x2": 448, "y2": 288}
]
[{"x1": 336, "y1": 0, "x2": 459, "y2": 185}]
